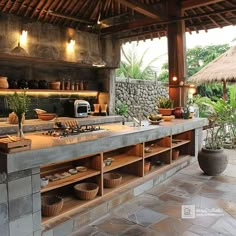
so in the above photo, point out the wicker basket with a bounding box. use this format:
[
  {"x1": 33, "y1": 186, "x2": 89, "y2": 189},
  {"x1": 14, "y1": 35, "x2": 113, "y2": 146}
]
[
  {"x1": 74, "y1": 183, "x2": 99, "y2": 200},
  {"x1": 41, "y1": 195, "x2": 63, "y2": 217},
  {"x1": 103, "y1": 173, "x2": 122, "y2": 188}
]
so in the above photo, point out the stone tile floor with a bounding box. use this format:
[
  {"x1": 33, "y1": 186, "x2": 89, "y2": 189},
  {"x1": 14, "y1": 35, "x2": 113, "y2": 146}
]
[{"x1": 71, "y1": 149, "x2": 236, "y2": 236}]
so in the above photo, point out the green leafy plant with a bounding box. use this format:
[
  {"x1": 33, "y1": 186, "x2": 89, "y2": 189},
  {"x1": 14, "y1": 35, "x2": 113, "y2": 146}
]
[
  {"x1": 115, "y1": 102, "x2": 128, "y2": 117},
  {"x1": 7, "y1": 90, "x2": 31, "y2": 117},
  {"x1": 157, "y1": 97, "x2": 173, "y2": 108}
]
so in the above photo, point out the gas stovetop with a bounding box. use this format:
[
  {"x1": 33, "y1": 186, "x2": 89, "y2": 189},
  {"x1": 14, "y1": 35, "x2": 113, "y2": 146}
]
[{"x1": 41, "y1": 121, "x2": 103, "y2": 137}]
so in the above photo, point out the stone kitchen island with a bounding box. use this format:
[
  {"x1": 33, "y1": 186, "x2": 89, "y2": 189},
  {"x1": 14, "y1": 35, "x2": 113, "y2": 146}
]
[{"x1": 0, "y1": 118, "x2": 207, "y2": 236}]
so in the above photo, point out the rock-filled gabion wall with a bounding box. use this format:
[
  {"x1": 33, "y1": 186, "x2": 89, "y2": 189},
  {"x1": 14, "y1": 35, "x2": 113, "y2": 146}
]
[{"x1": 115, "y1": 78, "x2": 168, "y2": 120}]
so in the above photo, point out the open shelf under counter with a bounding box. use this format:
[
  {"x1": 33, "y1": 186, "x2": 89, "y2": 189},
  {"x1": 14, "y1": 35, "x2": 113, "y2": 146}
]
[
  {"x1": 41, "y1": 169, "x2": 100, "y2": 193},
  {"x1": 172, "y1": 154, "x2": 191, "y2": 163},
  {"x1": 103, "y1": 154, "x2": 142, "y2": 173},
  {"x1": 144, "y1": 146, "x2": 171, "y2": 158},
  {"x1": 103, "y1": 172, "x2": 141, "y2": 195},
  {"x1": 42, "y1": 194, "x2": 101, "y2": 224},
  {"x1": 171, "y1": 139, "x2": 191, "y2": 148}
]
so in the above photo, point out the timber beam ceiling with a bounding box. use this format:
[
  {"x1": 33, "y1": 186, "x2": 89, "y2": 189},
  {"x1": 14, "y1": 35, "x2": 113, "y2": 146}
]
[{"x1": 0, "y1": 0, "x2": 235, "y2": 41}]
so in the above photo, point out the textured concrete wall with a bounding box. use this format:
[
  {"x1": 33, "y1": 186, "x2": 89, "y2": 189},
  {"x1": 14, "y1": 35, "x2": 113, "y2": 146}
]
[
  {"x1": 115, "y1": 78, "x2": 168, "y2": 120},
  {"x1": 0, "y1": 13, "x2": 120, "y2": 67}
]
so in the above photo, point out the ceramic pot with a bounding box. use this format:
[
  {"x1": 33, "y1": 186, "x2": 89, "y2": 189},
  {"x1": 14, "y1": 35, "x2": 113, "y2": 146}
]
[
  {"x1": 172, "y1": 149, "x2": 180, "y2": 160},
  {"x1": 0, "y1": 77, "x2": 9, "y2": 89},
  {"x1": 198, "y1": 148, "x2": 228, "y2": 176},
  {"x1": 173, "y1": 107, "x2": 183, "y2": 118},
  {"x1": 144, "y1": 161, "x2": 151, "y2": 173},
  {"x1": 158, "y1": 108, "x2": 174, "y2": 116}
]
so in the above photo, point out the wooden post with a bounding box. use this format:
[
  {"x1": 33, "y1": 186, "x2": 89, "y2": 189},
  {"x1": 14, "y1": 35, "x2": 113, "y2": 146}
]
[
  {"x1": 167, "y1": 0, "x2": 187, "y2": 107},
  {"x1": 223, "y1": 80, "x2": 227, "y2": 101}
]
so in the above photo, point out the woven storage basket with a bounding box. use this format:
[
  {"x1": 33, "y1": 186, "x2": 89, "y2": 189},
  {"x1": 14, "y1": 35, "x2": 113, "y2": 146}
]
[
  {"x1": 103, "y1": 173, "x2": 122, "y2": 188},
  {"x1": 74, "y1": 183, "x2": 99, "y2": 200},
  {"x1": 41, "y1": 195, "x2": 63, "y2": 217}
]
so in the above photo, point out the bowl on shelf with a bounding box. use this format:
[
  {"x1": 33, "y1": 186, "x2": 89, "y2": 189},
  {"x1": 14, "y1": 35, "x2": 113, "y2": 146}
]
[
  {"x1": 74, "y1": 182, "x2": 99, "y2": 200},
  {"x1": 41, "y1": 177, "x2": 49, "y2": 187},
  {"x1": 41, "y1": 195, "x2": 63, "y2": 217},
  {"x1": 103, "y1": 173, "x2": 122, "y2": 188},
  {"x1": 38, "y1": 113, "x2": 57, "y2": 121},
  {"x1": 76, "y1": 166, "x2": 87, "y2": 172},
  {"x1": 68, "y1": 168, "x2": 78, "y2": 175}
]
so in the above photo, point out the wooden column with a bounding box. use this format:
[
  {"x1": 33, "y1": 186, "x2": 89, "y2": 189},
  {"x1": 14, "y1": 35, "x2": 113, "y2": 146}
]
[{"x1": 167, "y1": 0, "x2": 187, "y2": 107}]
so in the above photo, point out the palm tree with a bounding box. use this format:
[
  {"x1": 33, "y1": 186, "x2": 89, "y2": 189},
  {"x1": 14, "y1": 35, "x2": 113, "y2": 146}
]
[{"x1": 116, "y1": 43, "x2": 162, "y2": 80}]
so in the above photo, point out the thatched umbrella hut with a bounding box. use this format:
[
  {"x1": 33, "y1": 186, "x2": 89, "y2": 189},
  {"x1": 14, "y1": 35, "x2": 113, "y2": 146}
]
[{"x1": 187, "y1": 46, "x2": 236, "y2": 100}]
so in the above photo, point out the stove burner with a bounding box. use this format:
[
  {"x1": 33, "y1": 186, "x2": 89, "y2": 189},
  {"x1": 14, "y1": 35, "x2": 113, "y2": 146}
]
[{"x1": 42, "y1": 121, "x2": 102, "y2": 137}]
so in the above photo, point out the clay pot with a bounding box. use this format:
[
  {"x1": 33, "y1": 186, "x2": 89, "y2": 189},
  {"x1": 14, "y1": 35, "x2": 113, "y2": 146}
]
[
  {"x1": 198, "y1": 148, "x2": 228, "y2": 176},
  {"x1": 173, "y1": 107, "x2": 183, "y2": 118},
  {"x1": 0, "y1": 77, "x2": 9, "y2": 89},
  {"x1": 144, "y1": 161, "x2": 151, "y2": 173},
  {"x1": 172, "y1": 149, "x2": 180, "y2": 160},
  {"x1": 158, "y1": 108, "x2": 174, "y2": 116}
]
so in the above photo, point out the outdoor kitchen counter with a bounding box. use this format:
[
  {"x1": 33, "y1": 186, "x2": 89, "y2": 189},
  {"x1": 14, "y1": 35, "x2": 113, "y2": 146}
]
[
  {"x1": 0, "y1": 118, "x2": 208, "y2": 173},
  {"x1": 0, "y1": 115, "x2": 122, "y2": 135}
]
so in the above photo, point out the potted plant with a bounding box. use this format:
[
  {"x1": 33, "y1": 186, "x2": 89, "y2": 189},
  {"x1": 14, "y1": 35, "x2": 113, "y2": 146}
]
[
  {"x1": 197, "y1": 98, "x2": 231, "y2": 176},
  {"x1": 7, "y1": 90, "x2": 31, "y2": 138},
  {"x1": 115, "y1": 102, "x2": 128, "y2": 125},
  {"x1": 157, "y1": 97, "x2": 174, "y2": 116}
]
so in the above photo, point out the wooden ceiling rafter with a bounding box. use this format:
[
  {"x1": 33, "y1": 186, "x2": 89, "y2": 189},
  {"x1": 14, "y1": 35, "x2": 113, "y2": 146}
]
[
  {"x1": 37, "y1": 0, "x2": 52, "y2": 20},
  {"x1": 182, "y1": 0, "x2": 224, "y2": 10},
  {"x1": 114, "y1": 0, "x2": 162, "y2": 19},
  {"x1": 191, "y1": 8, "x2": 208, "y2": 32},
  {"x1": 49, "y1": 0, "x2": 65, "y2": 23},
  {"x1": 30, "y1": 0, "x2": 45, "y2": 18},
  {"x1": 40, "y1": 0, "x2": 58, "y2": 21},
  {"x1": 56, "y1": 0, "x2": 72, "y2": 26},
  {"x1": 2, "y1": 0, "x2": 11, "y2": 12},
  {"x1": 24, "y1": 1, "x2": 36, "y2": 17},
  {"x1": 9, "y1": 0, "x2": 19, "y2": 13}
]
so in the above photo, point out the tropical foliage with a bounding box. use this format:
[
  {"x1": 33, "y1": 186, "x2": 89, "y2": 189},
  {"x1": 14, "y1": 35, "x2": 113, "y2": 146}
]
[
  {"x1": 116, "y1": 43, "x2": 161, "y2": 80},
  {"x1": 157, "y1": 44, "x2": 230, "y2": 98}
]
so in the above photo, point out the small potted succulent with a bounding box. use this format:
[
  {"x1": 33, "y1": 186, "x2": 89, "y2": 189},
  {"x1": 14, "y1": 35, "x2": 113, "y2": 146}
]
[{"x1": 157, "y1": 97, "x2": 174, "y2": 116}]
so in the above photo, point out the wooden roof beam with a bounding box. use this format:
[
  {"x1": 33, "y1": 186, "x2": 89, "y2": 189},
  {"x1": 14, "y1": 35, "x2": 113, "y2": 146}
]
[
  {"x1": 181, "y1": 0, "x2": 224, "y2": 10},
  {"x1": 114, "y1": 0, "x2": 162, "y2": 19}
]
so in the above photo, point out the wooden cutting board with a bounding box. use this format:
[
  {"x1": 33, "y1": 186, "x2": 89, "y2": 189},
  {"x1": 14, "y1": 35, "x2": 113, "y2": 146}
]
[{"x1": 0, "y1": 136, "x2": 32, "y2": 153}]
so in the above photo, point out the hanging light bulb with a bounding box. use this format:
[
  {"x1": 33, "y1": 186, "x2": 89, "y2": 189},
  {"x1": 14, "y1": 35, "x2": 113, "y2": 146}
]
[{"x1": 172, "y1": 76, "x2": 177, "y2": 82}]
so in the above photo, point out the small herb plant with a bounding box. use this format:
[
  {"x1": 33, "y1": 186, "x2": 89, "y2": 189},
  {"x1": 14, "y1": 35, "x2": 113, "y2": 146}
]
[
  {"x1": 115, "y1": 102, "x2": 128, "y2": 117},
  {"x1": 7, "y1": 90, "x2": 31, "y2": 117},
  {"x1": 157, "y1": 97, "x2": 173, "y2": 108}
]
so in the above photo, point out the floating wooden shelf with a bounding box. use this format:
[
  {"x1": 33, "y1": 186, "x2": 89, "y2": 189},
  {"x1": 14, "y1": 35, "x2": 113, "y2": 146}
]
[
  {"x1": 103, "y1": 154, "x2": 142, "y2": 173},
  {"x1": 41, "y1": 169, "x2": 100, "y2": 193}
]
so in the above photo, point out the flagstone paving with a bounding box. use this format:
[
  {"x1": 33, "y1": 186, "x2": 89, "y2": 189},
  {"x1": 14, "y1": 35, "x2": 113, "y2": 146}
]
[{"x1": 71, "y1": 149, "x2": 236, "y2": 236}]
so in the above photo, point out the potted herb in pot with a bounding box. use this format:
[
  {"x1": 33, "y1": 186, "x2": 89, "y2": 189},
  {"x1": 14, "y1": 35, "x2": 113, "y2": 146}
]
[
  {"x1": 7, "y1": 90, "x2": 31, "y2": 138},
  {"x1": 115, "y1": 102, "x2": 128, "y2": 125},
  {"x1": 157, "y1": 97, "x2": 174, "y2": 116}
]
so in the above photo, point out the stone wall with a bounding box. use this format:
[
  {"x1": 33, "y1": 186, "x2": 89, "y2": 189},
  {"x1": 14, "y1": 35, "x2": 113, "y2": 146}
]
[{"x1": 115, "y1": 78, "x2": 168, "y2": 120}]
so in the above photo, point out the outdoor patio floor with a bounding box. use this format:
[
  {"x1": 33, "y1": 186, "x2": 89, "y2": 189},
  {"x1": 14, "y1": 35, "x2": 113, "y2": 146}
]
[{"x1": 71, "y1": 149, "x2": 236, "y2": 236}]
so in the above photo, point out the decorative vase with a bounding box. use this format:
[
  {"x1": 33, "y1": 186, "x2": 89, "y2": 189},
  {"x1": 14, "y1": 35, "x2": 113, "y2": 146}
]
[
  {"x1": 17, "y1": 113, "x2": 24, "y2": 138},
  {"x1": 144, "y1": 161, "x2": 151, "y2": 173},
  {"x1": 198, "y1": 148, "x2": 228, "y2": 176},
  {"x1": 173, "y1": 107, "x2": 183, "y2": 118}
]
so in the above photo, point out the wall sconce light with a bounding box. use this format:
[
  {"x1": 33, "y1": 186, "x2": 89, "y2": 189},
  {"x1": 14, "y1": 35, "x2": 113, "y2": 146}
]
[
  {"x1": 19, "y1": 30, "x2": 28, "y2": 46},
  {"x1": 67, "y1": 38, "x2": 75, "y2": 52},
  {"x1": 172, "y1": 76, "x2": 177, "y2": 82}
]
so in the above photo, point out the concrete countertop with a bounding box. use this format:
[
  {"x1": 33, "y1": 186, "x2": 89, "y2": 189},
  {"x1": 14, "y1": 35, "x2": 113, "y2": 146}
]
[
  {"x1": 0, "y1": 118, "x2": 208, "y2": 173},
  {"x1": 0, "y1": 115, "x2": 123, "y2": 135}
]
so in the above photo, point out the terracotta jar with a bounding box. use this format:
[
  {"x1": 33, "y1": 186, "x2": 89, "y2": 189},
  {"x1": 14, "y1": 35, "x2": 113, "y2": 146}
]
[
  {"x1": 173, "y1": 107, "x2": 183, "y2": 118},
  {"x1": 0, "y1": 76, "x2": 9, "y2": 89}
]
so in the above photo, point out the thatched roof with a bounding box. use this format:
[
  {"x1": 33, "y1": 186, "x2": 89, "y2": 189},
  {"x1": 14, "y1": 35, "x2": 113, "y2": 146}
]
[{"x1": 187, "y1": 46, "x2": 236, "y2": 85}]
